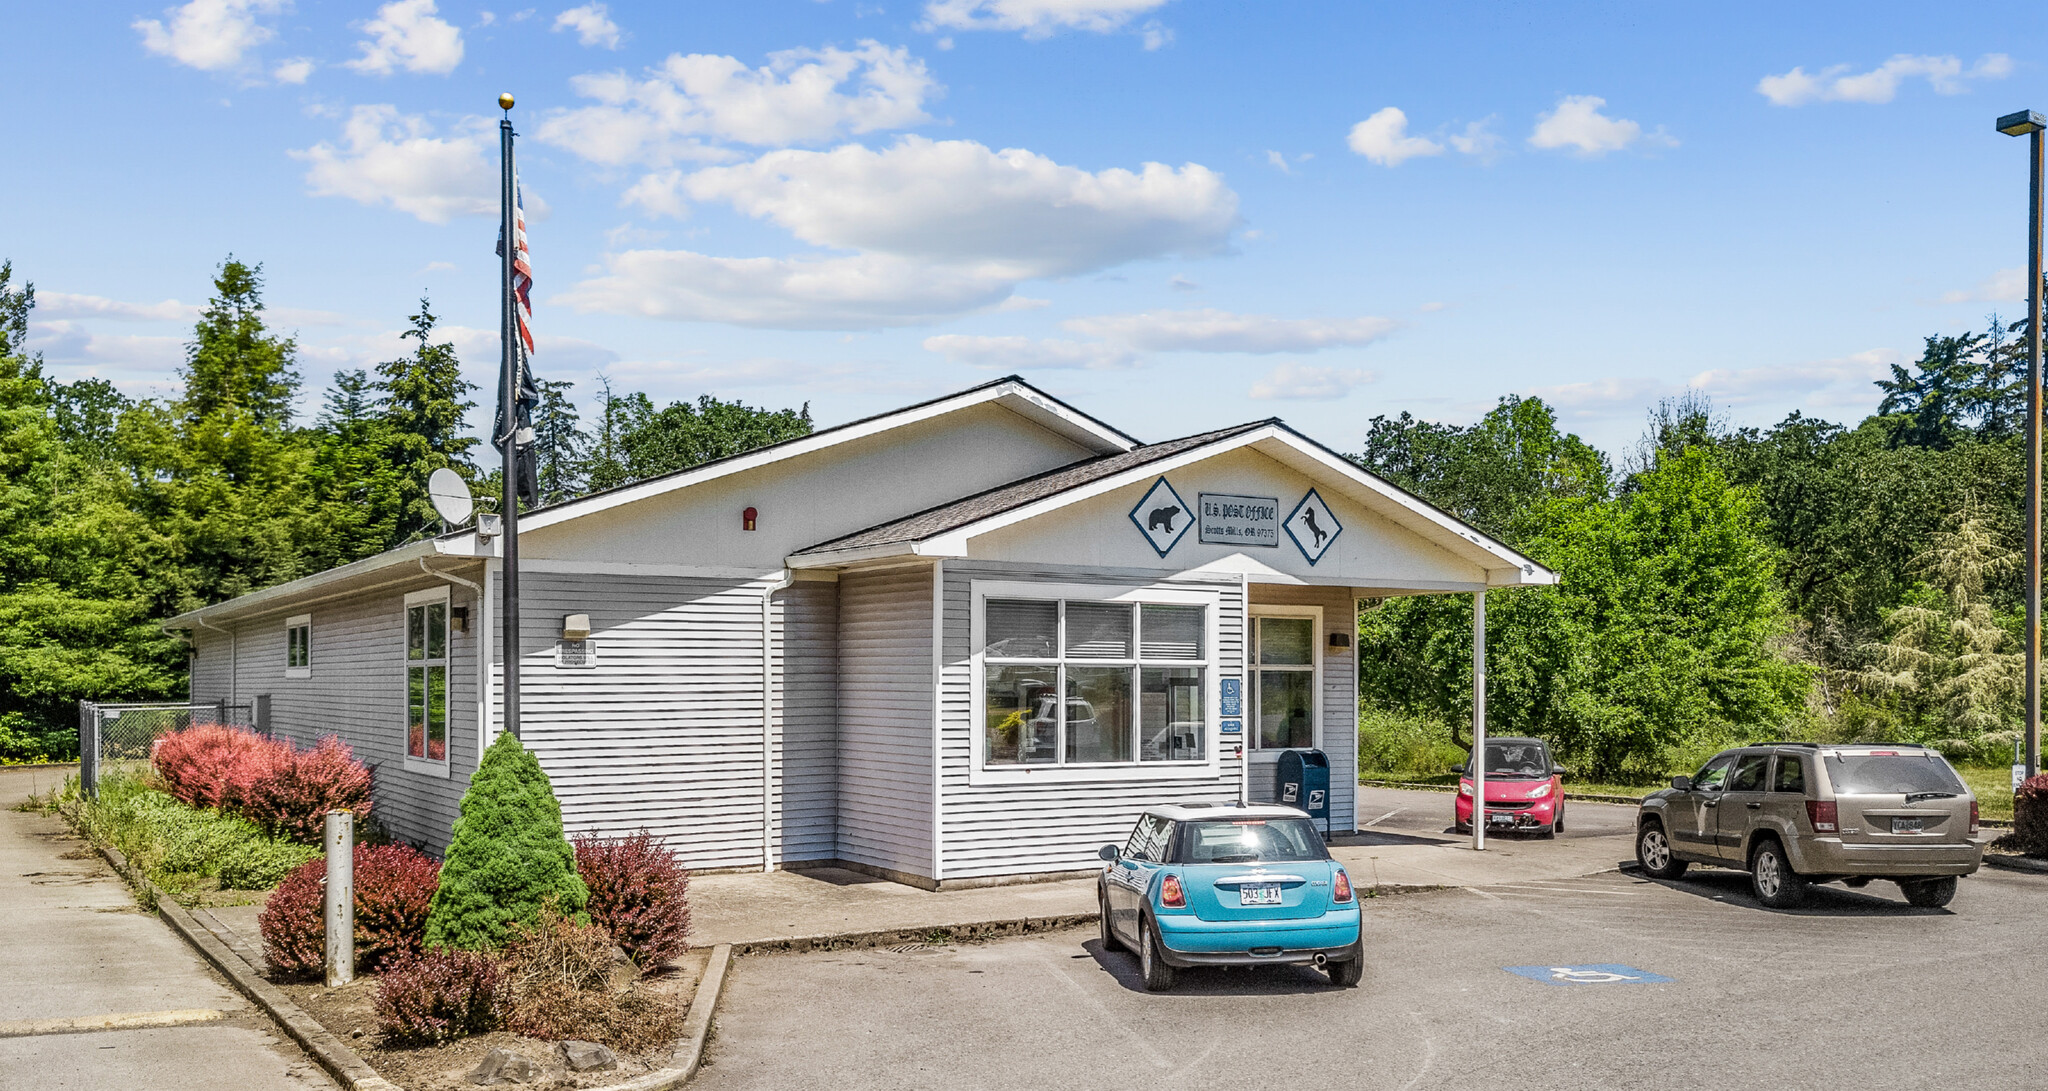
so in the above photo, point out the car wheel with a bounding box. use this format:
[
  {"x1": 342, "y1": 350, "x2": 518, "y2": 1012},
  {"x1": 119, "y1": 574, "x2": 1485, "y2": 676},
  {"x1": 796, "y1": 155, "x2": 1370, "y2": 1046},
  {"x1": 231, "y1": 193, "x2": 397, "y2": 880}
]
[
  {"x1": 1326, "y1": 940, "x2": 1364, "y2": 988},
  {"x1": 1139, "y1": 916, "x2": 1177, "y2": 992},
  {"x1": 1538, "y1": 820, "x2": 1557, "y2": 840},
  {"x1": 1900, "y1": 876, "x2": 1958, "y2": 908},
  {"x1": 1635, "y1": 821, "x2": 1688, "y2": 880},
  {"x1": 1098, "y1": 888, "x2": 1121, "y2": 951},
  {"x1": 1749, "y1": 838, "x2": 1808, "y2": 909}
]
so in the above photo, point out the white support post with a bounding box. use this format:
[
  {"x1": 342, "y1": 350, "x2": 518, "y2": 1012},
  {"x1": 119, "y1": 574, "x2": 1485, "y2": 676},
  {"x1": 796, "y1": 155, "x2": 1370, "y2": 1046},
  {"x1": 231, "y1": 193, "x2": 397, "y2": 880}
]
[
  {"x1": 1472, "y1": 591, "x2": 1487, "y2": 853},
  {"x1": 324, "y1": 811, "x2": 354, "y2": 987}
]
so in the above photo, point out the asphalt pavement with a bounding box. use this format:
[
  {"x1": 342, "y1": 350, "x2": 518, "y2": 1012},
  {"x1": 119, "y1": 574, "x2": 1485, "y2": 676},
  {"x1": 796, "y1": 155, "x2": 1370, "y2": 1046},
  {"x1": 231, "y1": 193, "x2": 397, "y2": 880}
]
[
  {"x1": 698, "y1": 855, "x2": 2045, "y2": 1091},
  {"x1": 0, "y1": 767, "x2": 333, "y2": 1091}
]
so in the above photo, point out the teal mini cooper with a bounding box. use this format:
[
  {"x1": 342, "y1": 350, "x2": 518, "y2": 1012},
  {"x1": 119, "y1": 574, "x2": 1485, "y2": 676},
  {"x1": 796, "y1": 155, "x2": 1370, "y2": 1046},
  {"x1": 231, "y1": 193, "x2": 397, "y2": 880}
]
[{"x1": 1097, "y1": 803, "x2": 1364, "y2": 991}]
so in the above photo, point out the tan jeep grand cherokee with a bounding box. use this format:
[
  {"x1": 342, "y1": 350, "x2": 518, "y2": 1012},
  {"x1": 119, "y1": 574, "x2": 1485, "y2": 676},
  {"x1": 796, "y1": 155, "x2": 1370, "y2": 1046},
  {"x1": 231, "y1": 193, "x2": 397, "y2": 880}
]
[{"x1": 1635, "y1": 743, "x2": 1982, "y2": 909}]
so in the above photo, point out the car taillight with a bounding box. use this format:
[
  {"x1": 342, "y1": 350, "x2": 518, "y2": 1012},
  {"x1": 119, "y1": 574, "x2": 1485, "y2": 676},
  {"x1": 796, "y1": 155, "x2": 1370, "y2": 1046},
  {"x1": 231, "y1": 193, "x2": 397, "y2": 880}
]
[
  {"x1": 1333, "y1": 869, "x2": 1353, "y2": 903},
  {"x1": 1161, "y1": 874, "x2": 1186, "y2": 908},
  {"x1": 1806, "y1": 799, "x2": 1838, "y2": 833},
  {"x1": 1970, "y1": 800, "x2": 1980, "y2": 836}
]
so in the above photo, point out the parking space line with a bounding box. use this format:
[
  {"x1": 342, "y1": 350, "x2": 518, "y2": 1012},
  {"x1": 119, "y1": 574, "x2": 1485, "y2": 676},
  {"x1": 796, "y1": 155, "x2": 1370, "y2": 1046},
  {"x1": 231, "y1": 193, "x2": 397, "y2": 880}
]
[
  {"x1": 1364, "y1": 808, "x2": 1403, "y2": 828},
  {"x1": 0, "y1": 1009, "x2": 228, "y2": 1039}
]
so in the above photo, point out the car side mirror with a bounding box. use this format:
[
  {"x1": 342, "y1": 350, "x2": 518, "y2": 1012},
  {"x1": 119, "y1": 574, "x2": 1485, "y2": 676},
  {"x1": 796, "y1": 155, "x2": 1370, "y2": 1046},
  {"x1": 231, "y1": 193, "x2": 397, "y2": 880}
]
[
  {"x1": 1451, "y1": 762, "x2": 1466, "y2": 774},
  {"x1": 1670, "y1": 775, "x2": 1691, "y2": 791},
  {"x1": 1551, "y1": 764, "x2": 1567, "y2": 776},
  {"x1": 1098, "y1": 844, "x2": 1120, "y2": 862}
]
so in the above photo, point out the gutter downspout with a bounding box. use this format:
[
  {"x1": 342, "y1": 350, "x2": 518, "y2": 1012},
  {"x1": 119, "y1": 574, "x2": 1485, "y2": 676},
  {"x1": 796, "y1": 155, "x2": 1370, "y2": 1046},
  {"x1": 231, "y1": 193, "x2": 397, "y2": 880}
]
[
  {"x1": 761, "y1": 570, "x2": 795, "y2": 873},
  {"x1": 193, "y1": 615, "x2": 235, "y2": 706},
  {"x1": 422, "y1": 559, "x2": 487, "y2": 764}
]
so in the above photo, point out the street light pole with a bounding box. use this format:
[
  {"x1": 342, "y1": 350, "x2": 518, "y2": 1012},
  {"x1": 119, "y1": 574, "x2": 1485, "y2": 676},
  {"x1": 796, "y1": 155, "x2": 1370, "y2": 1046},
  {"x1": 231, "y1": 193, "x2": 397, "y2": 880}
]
[{"x1": 1998, "y1": 109, "x2": 2046, "y2": 782}]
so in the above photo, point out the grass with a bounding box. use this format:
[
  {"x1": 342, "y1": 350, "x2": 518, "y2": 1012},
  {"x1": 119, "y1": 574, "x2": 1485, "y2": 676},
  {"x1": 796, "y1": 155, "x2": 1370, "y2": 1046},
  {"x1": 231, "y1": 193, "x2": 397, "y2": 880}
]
[
  {"x1": 1362, "y1": 765, "x2": 2020, "y2": 822},
  {"x1": 49, "y1": 770, "x2": 320, "y2": 902}
]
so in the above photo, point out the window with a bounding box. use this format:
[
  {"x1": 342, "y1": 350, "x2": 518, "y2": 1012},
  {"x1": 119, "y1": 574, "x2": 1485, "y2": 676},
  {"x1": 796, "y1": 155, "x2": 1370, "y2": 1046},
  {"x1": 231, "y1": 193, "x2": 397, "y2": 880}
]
[
  {"x1": 405, "y1": 592, "x2": 449, "y2": 763},
  {"x1": 1692, "y1": 754, "x2": 1735, "y2": 792},
  {"x1": 1771, "y1": 755, "x2": 1807, "y2": 794},
  {"x1": 285, "y1": 614, "x2": 311, "y2": 679},
  {"x1": 1253, "y1": 615, "x2": 1316, "y2": 749},
  {"x1": 1122, "y1": 815, "x2": 1173, "y2": 862},
  {"x1": 1728, "y1": 753, "x2": 1770, "y2": 792},
  {"x1": 982, "y1": 598, "x2": 1206, "y2": 768},
  {"x1": 1171, "y1": 818, "x2": 1329, "y2": 864}
]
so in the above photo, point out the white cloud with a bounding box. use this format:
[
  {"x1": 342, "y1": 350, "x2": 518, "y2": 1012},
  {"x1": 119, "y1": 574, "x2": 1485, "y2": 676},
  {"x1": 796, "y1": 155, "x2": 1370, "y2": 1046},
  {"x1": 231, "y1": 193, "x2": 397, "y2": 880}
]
[
  {"x1": 1528, "y1": 95, "x2": 1669, "y2": 157},
  {"x1": 1249, "y1": 362, "x2": 1375, "y2": 400},
  {"x1": 34, "y1": 293, "x2": 200, "y2": 322},
  {"x1": 1447, "y1": 118, "x2": 1503, "y2": 161},
  {"x1": 1265, "y1": 149, "x2": 1291, "y2": 174},
  {"x1": 555, "y1": 250, "x2": 1021, "y2": 329},
  {"x1": 553, "y1": 3, "x2": 621, "y2": 48},
  {"x1": 679, "y1": 137, "x2": 1237, "y2": 277},
  {"x1": 536, "y1": 41, "x2": 937, "y2": 167},
  {"x1": 347, "y1": 0, "x2": 464, "y2": 76},
  {"x1": 1139, "y1": 20, "x2": 1172, "y2": 50},
  {"x1": 1757, "y1": 53, "x2": 2011, "y2": 106},
  {"x1": 922, "y1": 334, "x2": 1138, "y2": 370},
  {"x1": 565, "y1": 136, "x2": 1236, "y2": 329},
  {"x1": 1525, "y1": 349, "x2": 1902, "y2": 422},
  {"x1": 920, "y1": 0, "x2": 1172, "y2": 38},
  {"x1": 291, "y1": 105, "x2": 497, "y2": 223},
  {"x1": 1347, "y1": 107, "x2": 1443, "y2": 167},
  {"x1": 272, "y1": 56, "x2": 314, "y2": 83},
  {"x1": 134, "y1": 0, "x2": 282, "y2": 72},
  {"x1": 605, "y1": 356, "x2": 925, "y2": 396},
  {"x1": 1940, "y1": 267, "x2": 2026, "y2": 305},
  {"x1": 25, "y1": 320, "x2": 186, "y2": 394},
  {"x1": 1061, "y1": 308, "x2": 1394, "y2": 353}
]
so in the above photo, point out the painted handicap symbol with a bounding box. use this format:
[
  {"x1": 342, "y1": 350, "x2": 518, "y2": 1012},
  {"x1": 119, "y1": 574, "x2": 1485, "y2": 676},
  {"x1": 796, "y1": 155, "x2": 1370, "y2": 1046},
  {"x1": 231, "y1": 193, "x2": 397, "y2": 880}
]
[{"x1": 1503, "y1": 963, "x2": 1673, "y2": 987}]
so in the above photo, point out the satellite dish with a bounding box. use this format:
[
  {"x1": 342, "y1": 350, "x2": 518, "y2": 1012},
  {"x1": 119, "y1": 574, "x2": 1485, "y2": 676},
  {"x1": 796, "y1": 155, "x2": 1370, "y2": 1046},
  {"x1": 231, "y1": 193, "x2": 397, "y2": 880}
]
[{"x1": 428, "y1": 468, "x2": 475, "y2": 526}]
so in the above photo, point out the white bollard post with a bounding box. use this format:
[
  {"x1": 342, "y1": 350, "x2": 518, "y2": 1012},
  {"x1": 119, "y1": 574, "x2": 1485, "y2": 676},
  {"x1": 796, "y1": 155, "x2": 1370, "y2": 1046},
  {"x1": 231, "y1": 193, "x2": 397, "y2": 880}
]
[{"x1": 324, "y1": 811, "x2": 354, "y2": 987}]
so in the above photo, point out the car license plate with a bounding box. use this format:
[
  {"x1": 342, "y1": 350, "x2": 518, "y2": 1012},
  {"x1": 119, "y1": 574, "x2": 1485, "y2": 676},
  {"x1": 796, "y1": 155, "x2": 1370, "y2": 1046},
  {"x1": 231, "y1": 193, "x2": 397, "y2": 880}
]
[
  {"x1": 1891, "y1": 817, "x2": 1924, "y2": 834},
  {"x1": 1239, "y1": 883, "x2": 1283, "y2": 906}
]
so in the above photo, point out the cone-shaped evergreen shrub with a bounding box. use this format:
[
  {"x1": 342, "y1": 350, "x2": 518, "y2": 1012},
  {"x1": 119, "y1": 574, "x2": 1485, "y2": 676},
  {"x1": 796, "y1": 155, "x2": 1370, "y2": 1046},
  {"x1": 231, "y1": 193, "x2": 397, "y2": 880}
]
[{"x1": 423, "y1": 731, "x2": 588, "y2": 950}]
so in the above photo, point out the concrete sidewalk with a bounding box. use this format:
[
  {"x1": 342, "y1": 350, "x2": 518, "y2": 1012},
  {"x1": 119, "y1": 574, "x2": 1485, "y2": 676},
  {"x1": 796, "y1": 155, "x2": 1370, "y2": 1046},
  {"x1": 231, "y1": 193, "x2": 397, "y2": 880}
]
[
  {"x1": 686, "y1": 789, "x2": 1643, "y2": 950},
  {"x1": 0, "y1": 767, "x2": 333, "y2": 1091}
]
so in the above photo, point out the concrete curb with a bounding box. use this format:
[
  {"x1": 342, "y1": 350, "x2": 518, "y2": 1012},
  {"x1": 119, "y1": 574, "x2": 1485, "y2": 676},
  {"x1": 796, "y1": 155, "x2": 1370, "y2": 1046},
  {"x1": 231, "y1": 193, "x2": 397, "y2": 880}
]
[
  {"x1": 91, "y1": 842, "x2": 731, "y2": 1090},
  {"x1": 1357, "y1": 778, "x2": 2019, "y2": 828},
  {"x1": 1985, "y1": 852, "x2": 2048, "y2": 875}
]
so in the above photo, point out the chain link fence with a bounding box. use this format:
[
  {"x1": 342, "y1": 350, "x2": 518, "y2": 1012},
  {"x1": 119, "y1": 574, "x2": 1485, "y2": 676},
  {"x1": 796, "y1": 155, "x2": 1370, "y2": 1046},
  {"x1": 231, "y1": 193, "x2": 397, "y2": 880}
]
[{"x1": 78, "y1": 699, "x2": 256, "y2": 796}]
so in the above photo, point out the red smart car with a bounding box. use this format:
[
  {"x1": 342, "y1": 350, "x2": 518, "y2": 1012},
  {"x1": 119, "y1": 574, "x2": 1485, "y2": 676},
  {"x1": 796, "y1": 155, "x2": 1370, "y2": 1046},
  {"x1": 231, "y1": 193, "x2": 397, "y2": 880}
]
[{"x1": 1453, "y1": 737, "x2": 1566, "y2": 837}]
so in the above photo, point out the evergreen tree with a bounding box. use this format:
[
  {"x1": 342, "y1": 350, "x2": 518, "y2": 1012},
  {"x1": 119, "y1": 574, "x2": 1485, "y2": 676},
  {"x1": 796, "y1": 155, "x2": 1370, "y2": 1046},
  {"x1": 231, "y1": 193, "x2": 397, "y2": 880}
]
[
  {"x1": 1857, "y1": 509, "x2": 2021, "y2": 744},
  {"x1": 531, "y1": 377, "x2": 588, "y2": 506},
  {"x1": 306, "y1": 369, "x2": 403, "y2": 569},
  {"x1": 318, "y1": 369, "x2": 377, "y2": 431},
  {"x1": 179, "y1": 258, "x2": 299, "y2": 428},
  {"x1": 374, "y1": 300, "x2": 478, "y2": 541},
  {"x1": 581, "y1": 376, "x2": 651, "y2": 493},
  {"x1": 424, "y1": 731, "x2": 589, "y2": 950}
]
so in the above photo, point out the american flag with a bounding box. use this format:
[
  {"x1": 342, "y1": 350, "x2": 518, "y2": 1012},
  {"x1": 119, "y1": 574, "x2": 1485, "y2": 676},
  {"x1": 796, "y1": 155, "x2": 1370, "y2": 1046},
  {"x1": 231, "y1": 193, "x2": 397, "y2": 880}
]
[{"x1": 495, "y1": 172, "x2": 540, "y2": 505}]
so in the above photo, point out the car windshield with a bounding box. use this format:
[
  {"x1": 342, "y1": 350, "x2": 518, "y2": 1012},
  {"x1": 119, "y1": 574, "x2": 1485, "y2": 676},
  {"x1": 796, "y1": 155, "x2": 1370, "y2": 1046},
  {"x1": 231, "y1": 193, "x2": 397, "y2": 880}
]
[
  {"x1": 1473, "y1": 742, "x2": 1550, "y2": 779},
  {"x1": 1172, "y1": 818, "x2": 1329, "y2": 864},
  {"x1": 1824, "y1": 753, "x2": 1966, "y2": 797}
]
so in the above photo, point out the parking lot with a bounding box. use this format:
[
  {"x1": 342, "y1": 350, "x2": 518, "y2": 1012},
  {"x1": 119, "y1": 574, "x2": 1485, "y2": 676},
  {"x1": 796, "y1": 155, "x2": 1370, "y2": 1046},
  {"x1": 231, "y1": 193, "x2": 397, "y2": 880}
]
[{"x1": 698, "y1": 862, "x2": 2045, "y2": 1090}]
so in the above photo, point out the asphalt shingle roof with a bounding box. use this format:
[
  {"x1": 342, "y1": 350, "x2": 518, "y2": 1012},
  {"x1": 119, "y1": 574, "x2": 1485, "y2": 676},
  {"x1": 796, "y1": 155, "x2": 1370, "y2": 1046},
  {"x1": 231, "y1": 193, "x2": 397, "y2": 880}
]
[{"x1": 796, "y1": 419, "x2": 1275, "y2": 555}]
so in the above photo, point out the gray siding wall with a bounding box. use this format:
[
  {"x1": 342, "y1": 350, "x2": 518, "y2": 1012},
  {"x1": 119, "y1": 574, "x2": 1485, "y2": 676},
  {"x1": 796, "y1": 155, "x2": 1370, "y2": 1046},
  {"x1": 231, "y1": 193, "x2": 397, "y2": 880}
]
[
  {"x1": 513, "y1": 571, "x2": 775, "y2": 872},
  {"x1": 781, "y1": 580, "x2": 840, "y2": 863},
  {"x1": 205, "y1": 576, "x2": 482, "y2": 853},
  {"x1": 188, "y1": 629, "x2": 233, "y2": 705},
  {"x1": 834, "y1": 565, "x2": 935, "y2": 877},
  {"x1": 1245, "y1": 584, "x2": 1359, "y2": 832},
  {"x1": 937, "y1": 561, "x2": 1247, "y2": 882}
]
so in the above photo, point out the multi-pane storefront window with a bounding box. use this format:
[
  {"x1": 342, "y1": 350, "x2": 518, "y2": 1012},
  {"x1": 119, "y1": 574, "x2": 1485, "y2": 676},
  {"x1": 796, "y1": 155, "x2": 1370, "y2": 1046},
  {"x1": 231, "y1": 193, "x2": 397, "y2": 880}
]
[{"x1": 983, "y1": 599, "x2": 1207, "y2": 767}]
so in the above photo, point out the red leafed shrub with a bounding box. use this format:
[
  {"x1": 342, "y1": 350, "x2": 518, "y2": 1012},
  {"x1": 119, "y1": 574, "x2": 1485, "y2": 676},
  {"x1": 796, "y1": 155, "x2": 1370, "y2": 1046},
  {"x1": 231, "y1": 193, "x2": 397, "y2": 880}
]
[
  {"x1": 259, "y1": 844, "x2": 442, "y2": 976},
  {"x1": 2014, "y1": 773, "x2": 2048, "y2": 856},
  {"x1": 152, "y1": 726, "x2": 373, "y2": 844},
  {"x1": 573, "y1": 831, "x2": 690, "y2": 967},
  {"x1": 152, "y1": 724, "x2": 283, "y2": 811},
  {"x1": 242, "y1": 737, "x2": 374, "y2": 843},
  {"x1": 373, "y1": 950, "x2": 507, "y2": 1044}
]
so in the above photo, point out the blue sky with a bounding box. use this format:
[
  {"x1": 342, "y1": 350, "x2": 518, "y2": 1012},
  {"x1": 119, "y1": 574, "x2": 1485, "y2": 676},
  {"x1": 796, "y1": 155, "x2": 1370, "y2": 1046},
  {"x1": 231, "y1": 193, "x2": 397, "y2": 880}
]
[{"x1": 6, "y1": 1, "x2": 2045, "y2": 454}]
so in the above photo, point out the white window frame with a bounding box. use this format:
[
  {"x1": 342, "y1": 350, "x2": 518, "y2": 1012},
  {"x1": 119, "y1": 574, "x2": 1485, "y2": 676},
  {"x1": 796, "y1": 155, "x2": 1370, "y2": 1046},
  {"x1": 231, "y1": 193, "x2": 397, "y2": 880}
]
[
  {"x1": 284, "y1": 613, "x2": 311, "y2": 679},
  {"x1": 403, "y1": 587, "x2": 452, "y2": 776},
  {"x1": 1248, "y1": 604, "x2": 1324, "y2": 755},
  {"x1": 969, "y1": 579, "x2": 1222, "y2": 786}
]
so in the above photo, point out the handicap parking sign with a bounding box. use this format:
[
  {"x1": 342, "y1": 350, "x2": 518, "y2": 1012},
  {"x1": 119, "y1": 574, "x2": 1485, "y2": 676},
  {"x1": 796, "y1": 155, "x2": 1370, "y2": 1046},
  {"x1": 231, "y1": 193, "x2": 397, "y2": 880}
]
[{"x1": 1503, "y1": 964, "x2": 1672, "y2": 987}]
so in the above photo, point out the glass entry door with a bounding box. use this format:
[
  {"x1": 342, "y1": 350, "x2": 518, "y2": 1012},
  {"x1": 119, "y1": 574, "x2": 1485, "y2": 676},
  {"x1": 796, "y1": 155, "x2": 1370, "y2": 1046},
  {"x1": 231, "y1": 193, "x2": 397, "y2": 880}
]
[{"x1": 1253, "y1": 614, "x2": 1317, "y2": 750}]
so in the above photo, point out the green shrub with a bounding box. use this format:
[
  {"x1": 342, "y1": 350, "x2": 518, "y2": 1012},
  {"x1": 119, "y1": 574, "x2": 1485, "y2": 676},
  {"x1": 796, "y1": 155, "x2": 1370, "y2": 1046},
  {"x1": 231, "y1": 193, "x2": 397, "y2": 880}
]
[
  {"x1": 424, "y1": 732, "x2": 589, "y2": 951},
  {"x1": 1357, "y1": 709, "x2": 1465, "y2": 776},
  {"x1": 60, "y1": 771, "x2": 318, "y2": 895}
]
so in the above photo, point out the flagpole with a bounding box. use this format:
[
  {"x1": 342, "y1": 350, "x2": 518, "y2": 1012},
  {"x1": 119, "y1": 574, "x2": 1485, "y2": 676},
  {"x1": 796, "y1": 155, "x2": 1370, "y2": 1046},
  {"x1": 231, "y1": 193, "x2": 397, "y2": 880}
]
[{"x1": 497, "y1": 93, "x2": 522, "y2": 741}]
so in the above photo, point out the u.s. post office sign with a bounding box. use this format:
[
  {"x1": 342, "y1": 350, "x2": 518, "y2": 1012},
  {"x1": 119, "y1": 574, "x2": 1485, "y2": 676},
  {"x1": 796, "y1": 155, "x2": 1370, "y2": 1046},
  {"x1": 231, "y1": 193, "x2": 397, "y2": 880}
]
[{"x1": 1198, "y1": 493, "x2": 1280, "y2": 547}]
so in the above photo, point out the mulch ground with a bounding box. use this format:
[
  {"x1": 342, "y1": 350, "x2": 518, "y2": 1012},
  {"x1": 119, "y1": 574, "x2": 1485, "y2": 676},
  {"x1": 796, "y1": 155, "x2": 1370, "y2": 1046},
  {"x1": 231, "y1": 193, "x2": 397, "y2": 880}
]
[{"x1": 277, "y1": 949, "x2": 707, "y2": 1091}]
